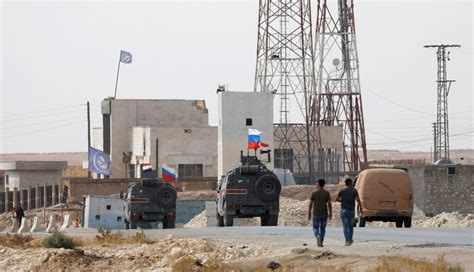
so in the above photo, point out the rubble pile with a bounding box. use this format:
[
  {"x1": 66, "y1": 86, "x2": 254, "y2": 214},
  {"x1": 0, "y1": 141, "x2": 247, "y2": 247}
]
[
  {"x1": 183, "y1": 210, "x2": 207, "y2": 228},
  {"x1": 0, "y1": 236, "x2": 267, "y2": 270},
  {"x1": 415, "y1": 212, "x2": 474, "y2": 227}
]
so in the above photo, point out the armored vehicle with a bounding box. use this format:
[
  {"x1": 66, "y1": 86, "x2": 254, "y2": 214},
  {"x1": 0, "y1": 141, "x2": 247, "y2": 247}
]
[
  {"x1": 124, "y1": 179, "x2": 177, "y2": 229},
  {"x1": 216, "y1": 152, "x2": 281, "y2": 227}
]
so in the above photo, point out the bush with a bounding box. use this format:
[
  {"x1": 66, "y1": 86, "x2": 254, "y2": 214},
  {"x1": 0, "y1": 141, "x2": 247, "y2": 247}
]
[{"x1": 42, "y1": 231, "x2": 75, "y2": 249}]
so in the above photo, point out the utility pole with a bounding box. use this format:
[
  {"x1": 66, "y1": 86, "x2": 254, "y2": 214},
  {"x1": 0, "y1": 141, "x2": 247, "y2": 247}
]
[
  {"x1": 87, "y1": 101, "x2": 91, "y2": 178},
  {"x1": 424, "y1": 44, "x2": 460, "y2": 162},
  {"x1": 432, "y1": 122, "x2": 437, "y2": 162}
]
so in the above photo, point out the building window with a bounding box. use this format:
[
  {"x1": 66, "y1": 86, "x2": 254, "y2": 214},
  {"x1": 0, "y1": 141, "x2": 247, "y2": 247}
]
[
  {"x1": 246, "y1": 118, "x2": 253, "y2": 126},
  {"x1": 184, "y1": 129, "x2": 192, "y2": 134},
  {"x1": 117, "y1": 216, "x2": 122, "y2": 221},
  {"x1": 274, "y1": 149, "x2": 294, "y2": 172},
  {"x1": 178, "y1": 164, "x2": 203, "y2": 178},
  {"x1": 95, "y1": 215, "x2": 101, "y2": 220},
  {"x1": 106, "y1": 205, "x2": 111, "y2": 210},
  {"x1": 448, "y1": 167, "x2": 456, "y2": 175}
]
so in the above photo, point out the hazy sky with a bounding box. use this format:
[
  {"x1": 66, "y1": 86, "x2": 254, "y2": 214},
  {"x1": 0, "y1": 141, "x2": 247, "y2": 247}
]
[{"x1": 1, "y1": 0, "x2": 472, "y2": 154}]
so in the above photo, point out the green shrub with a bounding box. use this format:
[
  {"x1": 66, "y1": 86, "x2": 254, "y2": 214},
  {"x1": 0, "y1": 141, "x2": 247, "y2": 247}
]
[{"x1": 42, "y1": 231, "x2": 75, "y2": 249}]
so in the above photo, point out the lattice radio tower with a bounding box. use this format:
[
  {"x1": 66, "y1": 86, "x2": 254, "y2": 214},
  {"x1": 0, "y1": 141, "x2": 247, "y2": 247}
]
[
  {"x1": 312, "y1": 0, "x2": 367, "y2": 172},
  {"x1": 424, "y1": 44, "x2": 461, "y2": 162},
  {"x1": 254, "y1": 0, "x2": 319, "y2": 180}
]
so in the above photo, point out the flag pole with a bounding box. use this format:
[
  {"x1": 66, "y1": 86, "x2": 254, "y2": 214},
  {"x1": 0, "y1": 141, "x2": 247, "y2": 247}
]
[
  {"x1": 113, "y1": 55, "x2": 121, "y2": 99},
  {"x1": 87, "y1": 101, "x2": 91, "y2": 178}
]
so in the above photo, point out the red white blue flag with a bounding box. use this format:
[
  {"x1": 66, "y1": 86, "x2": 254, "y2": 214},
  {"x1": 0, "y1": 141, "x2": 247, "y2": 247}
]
[
  {"x1": 162, "y1": 163, "x2": 177, "y2": 186},
  {"x1": 143, "y1": 163, "x2": 152, "y2": 173},
  {"x1": 248, "y1": 129, "x2": 261, "y2": 150}
]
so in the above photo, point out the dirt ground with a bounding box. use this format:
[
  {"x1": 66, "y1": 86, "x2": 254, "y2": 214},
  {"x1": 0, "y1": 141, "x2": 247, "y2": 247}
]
[{"x1": 0, "y1": 229, "x2": 471, "y2": 271}]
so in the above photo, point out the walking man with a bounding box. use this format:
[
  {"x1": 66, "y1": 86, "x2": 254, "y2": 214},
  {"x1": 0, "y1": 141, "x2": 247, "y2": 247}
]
[
  {"x1": 308, "y1": 179, "x2": 332, "y2": 247},
  {"x1": 336, "y1": 178, "x2": 362, "y2": 246},
  {"x1": 14, "y1": 203, "x2": 25, "y2": 229}
]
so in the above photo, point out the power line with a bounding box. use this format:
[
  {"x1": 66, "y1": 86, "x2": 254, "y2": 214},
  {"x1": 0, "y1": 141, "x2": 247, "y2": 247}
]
[
  {"x1": 0, "y1": 104, "x2": 84, "y2": 118},
  {"x1": 361, "y1": 85, "x2": 434, "y2": 116},
  {"x1": 1, "y1": 108, "x2": 86, "y2": 122},
  {"x1": 0, "y1": 120, "x2": 87, "y2": 139},
  {"x1": 1, "y1": 116, "x2": 85, "y2": 129}
]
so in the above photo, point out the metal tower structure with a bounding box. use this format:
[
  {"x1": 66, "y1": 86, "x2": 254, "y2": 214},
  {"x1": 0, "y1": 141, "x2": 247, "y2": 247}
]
[
  {"x1": 424, "y1": 44, "x2": 460, "y2": 162},
  {"x1": 312, "y1": 0, "x2": 367, "y2": 172},
  {"x1": 254, "y1": 0, "x2": 319, "y2": 180}
]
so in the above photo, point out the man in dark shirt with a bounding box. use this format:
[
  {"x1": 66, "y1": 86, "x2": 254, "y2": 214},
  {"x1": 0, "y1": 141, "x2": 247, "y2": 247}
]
[
  {"x1": 336, "y1": 178, "x2": 362, "y2": 246},
  {"x1": 308, "y1": 179, "x2": 332, "y2": 247},
  {"x1": 14, "y1": 204, "x2": 25, "y2": 229}
]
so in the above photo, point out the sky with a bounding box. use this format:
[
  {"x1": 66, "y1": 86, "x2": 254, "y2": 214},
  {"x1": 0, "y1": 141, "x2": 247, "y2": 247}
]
[{"x1": 0, "y1": 0, "x2": 472, "y2": 154}]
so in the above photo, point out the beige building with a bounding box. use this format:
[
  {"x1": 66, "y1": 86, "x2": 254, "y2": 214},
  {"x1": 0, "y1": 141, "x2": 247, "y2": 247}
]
[{"x1": 94, "y1": 99, "x2": 217, "y2": 179}]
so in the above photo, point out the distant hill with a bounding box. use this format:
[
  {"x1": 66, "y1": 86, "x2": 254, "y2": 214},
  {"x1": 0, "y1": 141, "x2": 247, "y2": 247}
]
[{"x1": 1, "y1": 149, "x2": 472, "y2": 165}]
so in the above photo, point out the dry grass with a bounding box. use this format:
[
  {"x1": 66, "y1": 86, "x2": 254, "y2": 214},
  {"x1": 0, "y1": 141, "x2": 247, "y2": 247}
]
[
  {"x1": 0, "y1": 234, "x2": 34, "y2": 248},
  {"x1": 95, "y1": 227, "x2": 148, "y2": 244},
  {"x1": 370, "y1": 256, "x2": 464, "y2": 272},
  {"x1": 172, "y1": 256, "x2": 224, "y2": 272}
]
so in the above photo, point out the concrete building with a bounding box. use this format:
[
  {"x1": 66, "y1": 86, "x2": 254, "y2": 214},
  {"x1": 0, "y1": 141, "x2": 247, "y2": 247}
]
[
  {"x1": 0, "y1": 161, "x2": 67, "y2": 191},
  {"x1": 83, "y1": 195, "x2": 125, "y2": 229},
  {"x1": 95, "y1": 99, "x2": 217, "y2": 180},
  {"x1": 218, "y1": 91, "x2": 274, "y2": 179}
]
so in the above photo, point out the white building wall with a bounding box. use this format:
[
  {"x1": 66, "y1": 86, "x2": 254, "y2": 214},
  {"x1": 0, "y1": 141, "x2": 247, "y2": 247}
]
[
  {"x1": 84, "y1": 196, "x2": 125, "y2": 229},
  {"x1": 218, "y1": 91, "x2": 273, "y2": 179}
]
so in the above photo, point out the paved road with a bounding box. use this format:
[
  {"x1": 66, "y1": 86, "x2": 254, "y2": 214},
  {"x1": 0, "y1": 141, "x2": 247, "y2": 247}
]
[{"x1": 65, "y1": 226, "x2": 474, "y2": 247}]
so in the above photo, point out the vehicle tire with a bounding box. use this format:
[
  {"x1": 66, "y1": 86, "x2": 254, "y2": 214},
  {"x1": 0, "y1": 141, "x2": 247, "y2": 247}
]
[
  {"x1": 130, "y1": 220, "x2": 138, "y2": 229},
  {"x1": 163, "y1": 217, "x2": 175, "y2": 229},
  {"x1": 224, "y1": 214, "x2": 234, "y2": 227},
  {"x1": 359, "y1": 217, "x2": 366, "y2": 227},
  {"x1": 395, "y1": 218, "x2": 403, "y2": 228},
  {"x1": 156, "y1": 185, "x2": 177, "y2": 208},
  {"x1": 267, "y1": 215, "x2": 278, "y2": 226},
  {"x1": 217, "y1": 214, "x2": 224, "y2": 227},
  {"x1": 125, "y1": 220, "x2": 130, "y2": 230},
  {"x1": 260, "y1": 214, "x2": 269, "y2": 226},
  {"x1": 403, "y1": 217, "x2": 412, "y2": 228},
  {"x1": 255, "y1": 175, "x2": 281, "y2": 202}
]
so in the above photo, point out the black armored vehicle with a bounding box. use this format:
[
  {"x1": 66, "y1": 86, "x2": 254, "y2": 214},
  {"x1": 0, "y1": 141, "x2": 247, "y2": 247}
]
[
  {"x1": 216, "y1": 152, "x2": 281, "y2": 227},
  {"x1": 124, "y1": 179, "x2": 177, "y2": 229}
]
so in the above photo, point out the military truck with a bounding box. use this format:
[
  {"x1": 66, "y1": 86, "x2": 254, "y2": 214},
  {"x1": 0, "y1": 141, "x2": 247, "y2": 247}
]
[
  {"x1": 216, "y1": 152, "x2": 281, "y2": 227},
  {"x1": 124, "y1": 179, "x2": 177, "y2": 229}
]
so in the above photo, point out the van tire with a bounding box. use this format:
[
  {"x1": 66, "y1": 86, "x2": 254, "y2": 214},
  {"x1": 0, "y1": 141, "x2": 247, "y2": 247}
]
[
  {"x1": 403, "y1": 217, "x2": 412, "y2": 228},
  {"x1": 358, "y1": 217, "x2": 366, "y2": 227},
  {"x1": 395, "y1": 218, "x2": 403, "y2": 228},
  {"x1": 224, "y1": 214, "x2": 234, "y2": 227},
  {"x1": 163, "y1": 217, "x2": 175, "y2": 229}
]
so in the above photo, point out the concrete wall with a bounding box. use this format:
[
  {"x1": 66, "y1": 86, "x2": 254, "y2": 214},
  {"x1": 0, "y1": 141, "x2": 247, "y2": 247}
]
[
  {"x1": 105, "y1": 99, "x2": 211, "y2": 178},
  {"x1": 423, "y1": 165, "x2": 473, "y2": 216},
  {"x1": 218, "y1": 91, "x2": 274, "y2": 179},
  {"x1": 63, "y1": 178, "x2": 138, "y2": 203},
  {"x1": 84, "y1": 196, "x2": 125, "y2": 229},
  {"x1": 176, "y1": 200, "x2": 205, "y2": 224}
]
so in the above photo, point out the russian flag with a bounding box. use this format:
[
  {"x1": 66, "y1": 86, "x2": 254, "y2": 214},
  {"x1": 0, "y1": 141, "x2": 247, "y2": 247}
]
[
  {"x1": 162, "y1": 163, "x2": 177, "y2": 186},
  {"x1": 248, "y1": 129, "x2": 261, "y2": 150}
]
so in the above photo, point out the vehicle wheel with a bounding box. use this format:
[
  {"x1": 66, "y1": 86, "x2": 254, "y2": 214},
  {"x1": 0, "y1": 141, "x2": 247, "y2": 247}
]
[
  {"x1": 255, "y1": 175, "x2": 281, "y2": 202},
  {"x1": 224, "y1": 214, "x2": 234, "y2": 227},
  {"x1": 403, "y1": 217, "x2": 412, "y2": 228},
  {"x1": 395, "y1": 218, "x2": 403, "y2": 228},
  {"x1": 130, "y1": 220, "x2": 138, "y2": 229},
  {"x1": 125, "y1": 220, "x2": 130, "y2": 229},
  {"x1": 267, "y1": 215, "x2": 278, "y2": 226},
  {"x1": 217, "y1": 214, "x2": 224, "y2": 227},
  {"x1": 163, "y1": 217, "x2": 175, "y2": 229},
  {"x1": 359, "y1": 217, "x2": 366, "y2": 227},
  {"x1": 260, "y1": 214, "x2": 269, "y2": 226},
  {"x1": 156, "y1": 185, "x2": 177, "y2": 208}
]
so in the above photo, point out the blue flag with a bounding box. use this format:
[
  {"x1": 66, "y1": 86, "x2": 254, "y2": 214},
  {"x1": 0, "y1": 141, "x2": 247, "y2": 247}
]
[
  {"x1": 120, "y1": 50, "x2": 132, "y2": 64},
  {"x1": 88, "y1": 146, "x2": 111, "y2": 176}
]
